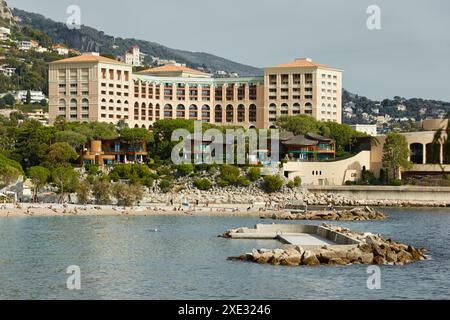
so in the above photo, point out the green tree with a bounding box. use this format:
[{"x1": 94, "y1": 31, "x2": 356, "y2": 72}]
[
  {"x1": 262, "y1": 175, "x2": 284, "y2": 193},
  {"x1": 3, "y1": 94, "x2": 15, "y2": 106},
  {"x1": 113, "y1": 183, "x2": 143, "y2": 207},
  {"x1": 76, "y1": 180, "x2": 91, "y2": 205},
  {"x1": 54, "y1": 130, "x2": 88, "y2": 150},
  {"x1": 120, "y1": 127, "x2": 153, "y2": 160},
  {"x1": 52, "y1": 165, "x2": 80, "y2": 203},
  {"x1": 45, "y1": 142, "x2": 78, "y2": 166},
  {"x1": 382, "y1": 133, "x2": 412, "y2": 181},
  {"x1": 0, "y1": 153, "x2": 24, "y2": 188},
  {"x1": 26, "y1": 89, "x2": 31, "y2": 105},
  {"x1": 91, "y1": 178, "x2": 112, "y2": 205},
  {"x1": 276, "y1": 115, "x2": 319, "y2": 135},
  {"x1": 28, "y1": 166, "x2": 50, "y2": 203}
]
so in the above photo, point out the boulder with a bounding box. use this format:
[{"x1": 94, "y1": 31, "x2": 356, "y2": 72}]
[
  {"x1": 255, "y1": 251, "x2": 274, "y2": 264},
  {"x1": 396, "y1": 250, "x2": 413, "y2": 264},
  {"x1": 328, "y1": 258, "x2": 348, "y2": 266},
  {"x1": 280, "y1": 252, "x2": 302, "y2": 266},
  {"x1": 301, "y1": 250, "x2": 320, "y2": 266},
  {"x1": 373, "y1": 255, "x2": 386, "y2": 265}
]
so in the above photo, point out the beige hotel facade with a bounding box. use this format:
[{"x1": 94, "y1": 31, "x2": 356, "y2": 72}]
[{"x1": 48, "y1": 53, "x2": 343, "y2": 129}]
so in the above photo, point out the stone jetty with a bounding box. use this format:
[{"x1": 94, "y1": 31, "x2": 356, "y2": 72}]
[{"x1": 226, "y1": 223, "x2": 427, "y2": 266}]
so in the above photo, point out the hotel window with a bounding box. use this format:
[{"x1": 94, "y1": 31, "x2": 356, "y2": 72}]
[
  {"x1": 117, "y1": 70, "x2": 122, "y2": 81},
  {"x1": 101, "y1": 68, "x2": 107, "y2": 80},
  {"x1": 226, "y1": 85, "x2": 234, "y2": 101},
  {"x1": 215, "y1": 86, "x2": 223, "y2": 101},
  {"x1": 249, "y1": 85, "x2": 257, "y2": 100},
  {"x1": 81, "y1": 68, "x2": 89, "y2": 81},
  {"x1": 281, "y1": 74, "x2": 289, "y2": 85},
  {"x1": 269, "y1": 75, "x2": 277, "y2": 85},
  {"x1": 293, "y1": 74, "x2": 301, "y2": 85},
  {"x1": 124, "y1": 71, "x2": 129, "y2": 81},
  {"x1": 237, "y1": 85, "x2": 245, "y2": 100},
  {"x1": 69, "y1": 69, "x2": 77, "y2": 82},
  {"x1": 101, "y1": 91, "x2": 106, "y2": 95},
  {"x1": 58, "y1": 70, "x2": 66, "y2": 82},
  {"x1": 101, "y1": 114, "x2": 106, "y2": 118}
]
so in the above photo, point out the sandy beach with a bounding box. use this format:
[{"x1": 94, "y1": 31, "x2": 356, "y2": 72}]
[{"x1": 0, "y1": 203, "x2": 282, "y2": 218}]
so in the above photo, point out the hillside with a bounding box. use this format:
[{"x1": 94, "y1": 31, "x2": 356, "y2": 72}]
[{"x1": 11, "y1": 8, "x2": 263, "y2": 76}]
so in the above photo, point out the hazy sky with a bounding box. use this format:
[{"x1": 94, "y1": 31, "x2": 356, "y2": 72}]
[{"x1": 7, "y1": 0, "x2": 450, "y2": 101}]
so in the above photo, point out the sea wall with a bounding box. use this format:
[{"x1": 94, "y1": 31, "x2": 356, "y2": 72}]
[{"x1": 307, "y1": 185, "x2": 450, "y2": 202}]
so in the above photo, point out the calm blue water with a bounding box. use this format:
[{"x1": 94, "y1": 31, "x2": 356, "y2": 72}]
[{"x1": 0, "y1": 208, "x2": 449, "y2": 300}]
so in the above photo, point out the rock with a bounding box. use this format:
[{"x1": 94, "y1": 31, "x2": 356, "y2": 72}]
[
  {"x1": 301, "y1": 251, "x2": 320, "y2": 266},
  {"x1": 255, "y1": 251, "x2": 274, "y2": 264},
  {"x1": 385, "y1": 249, "x2": 398, "y2": 263},
  {"x1": 373, "y1": 255, "x2": 386, "y2": 265},
  {"x1": 280, "y1": 252, "x2": 302, "y2": 266},
  {"x1": 328, "y1": 258, "x2": 348, "y2": 266},
  {"x1": 396, "y1": 250, "x2": 413, "y2": 265}
]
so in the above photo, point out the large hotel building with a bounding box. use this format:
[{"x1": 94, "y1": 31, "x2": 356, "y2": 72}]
[{"x1": 48, "y1": 53, "x2": 343, "y2": 129}]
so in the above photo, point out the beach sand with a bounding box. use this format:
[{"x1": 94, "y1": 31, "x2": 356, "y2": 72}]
[{"x1": 0, "y1": 203, "x2": 282, "y2": 218}]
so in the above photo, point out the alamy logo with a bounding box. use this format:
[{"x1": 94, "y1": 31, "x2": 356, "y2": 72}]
[
  {"x1": 366, "y1": 266, "x2": 381, "y2": 290},
  {"x1": 366, "y1": 5, "x2": 381, "y2": 30},
  {"x1": 66, "y1": 5, "x2": 81, "y2": 30},
  {"x1": 66, "y1": 265, "x2": 81, "y2": 290}
]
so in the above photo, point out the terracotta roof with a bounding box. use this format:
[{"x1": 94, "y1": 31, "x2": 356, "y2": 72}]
[
  {"x1": 138, "y1": 65, "x2": 208, "y2": 75},
  {"x1": 50, "y1": 54, "x2": 125, "y2": 65},
  {"x1": 283, "y1": 135, "x2": 318, "y2": 146},
  {"x1": 269, "y1": 58, "x2": 340, "y2": 70},
  {"x1": 306, "y1": 132, "x2": 333, "y2": 142}
]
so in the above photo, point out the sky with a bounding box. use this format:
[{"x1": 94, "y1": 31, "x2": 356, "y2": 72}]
[{"x1": 6, "y1": 0, "x2": 450, "y2": 101}]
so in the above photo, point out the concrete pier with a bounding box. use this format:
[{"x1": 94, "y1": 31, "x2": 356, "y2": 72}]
[{"x1": 226, "y1": 224, "x2": 361, "y2": 248}]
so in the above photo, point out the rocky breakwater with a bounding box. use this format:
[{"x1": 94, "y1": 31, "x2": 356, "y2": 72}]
[
  {"x1": 227, "y1": 223, "x2": 427, "y2": 266},
  {"x1": 267, "y1": 206, "x2": 386, "y2": 221}
]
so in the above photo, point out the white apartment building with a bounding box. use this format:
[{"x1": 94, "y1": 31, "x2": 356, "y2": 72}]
[{"x1": 350, "y1": 124, "x2": 378, "y2": 136}]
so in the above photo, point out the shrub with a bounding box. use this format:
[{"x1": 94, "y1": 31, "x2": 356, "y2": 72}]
[
  {"x1": 194, "y1": 178, "x2": 212, "y2": 191},
  {"x1": 287, "y1": 180, "x2": 295, "y2": 189},
  {"x1": 237, "y1": 176, "x2": 250, "y2": 187},
  {"x1": 345, "y1": 180, "x2": 357, "y2": 185},
  {"x1": 389, "y1": 179, "x2": 403, "y2": 186},
  {"x1": 361, "y1": 169, "x2": 376, "y2": 185},
  {"x1": 262, "y1": 175, "x2": 284, "y2": 193},
  {"x1": 218, "y1": 165, "x2": 240, "y2": 185},
  {"x1": 293, "y1": 176, "x2": 302, "y2": 187},
  {"x1": 85, "y1": 164, "x2": 100, "y2": 176},
  {"x1": 247, "y1": 167, "x2": 261, "y2": 181},
  {"x1": 159, "y1": 179, "x2": 173, "y2": 193},
  {"x1": 177, "y1": 163, "x2": 194, "y2": 176}
]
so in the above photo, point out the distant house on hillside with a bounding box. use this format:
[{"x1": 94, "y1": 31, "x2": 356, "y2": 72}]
[
  {"x1": 13, "y1": 90, "x2": 46, "y2": 103},
  {"x1": 0, "y1": 65, "x2": 16, "y2": 77},
  {"x1": 52, "y1": 44, "x2": 69, "y2": 56},
  {"x1": 121, "y1": 45, "x2": 146, "y2": 67},
  {"x1": 17, "y1": 40, "x2": 39, "y2": 51},
  {"x1": 0, "y1": 27, "x2": 10, "y2": 41}
]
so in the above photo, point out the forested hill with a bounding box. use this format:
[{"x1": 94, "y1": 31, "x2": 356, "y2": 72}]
[{"x1": 11, "y1": 8, "x2": 263, "y2": 76}]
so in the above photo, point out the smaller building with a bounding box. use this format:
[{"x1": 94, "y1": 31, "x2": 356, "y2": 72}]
[
  {"x1": 280, "y1": 132, "x2": 336, "y2": 162},
  {"x1": 14, "y1": 90, "x2": 46, "y2": 103},
  {"x1": 0, "y1": 65, "x2": 16, "y2": 77},
  {"x1": 0, "y1": 27, "x2": 11, "y2": 41},
  {"x1": 17, "y1": 40, "x2": 39, "y2": 51},
  {"x1": 81, "y1": 139, "x2": 148, "y2": 167},
  {"x1": 53, "y1": 44, "x2": 69, "y2": 56},
  {"x1": 350, "y1": 124, "x2": 377, "y2": 136},
  {"x1": 123, "y1": 45, "x2": 146, "y2": 67}
]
